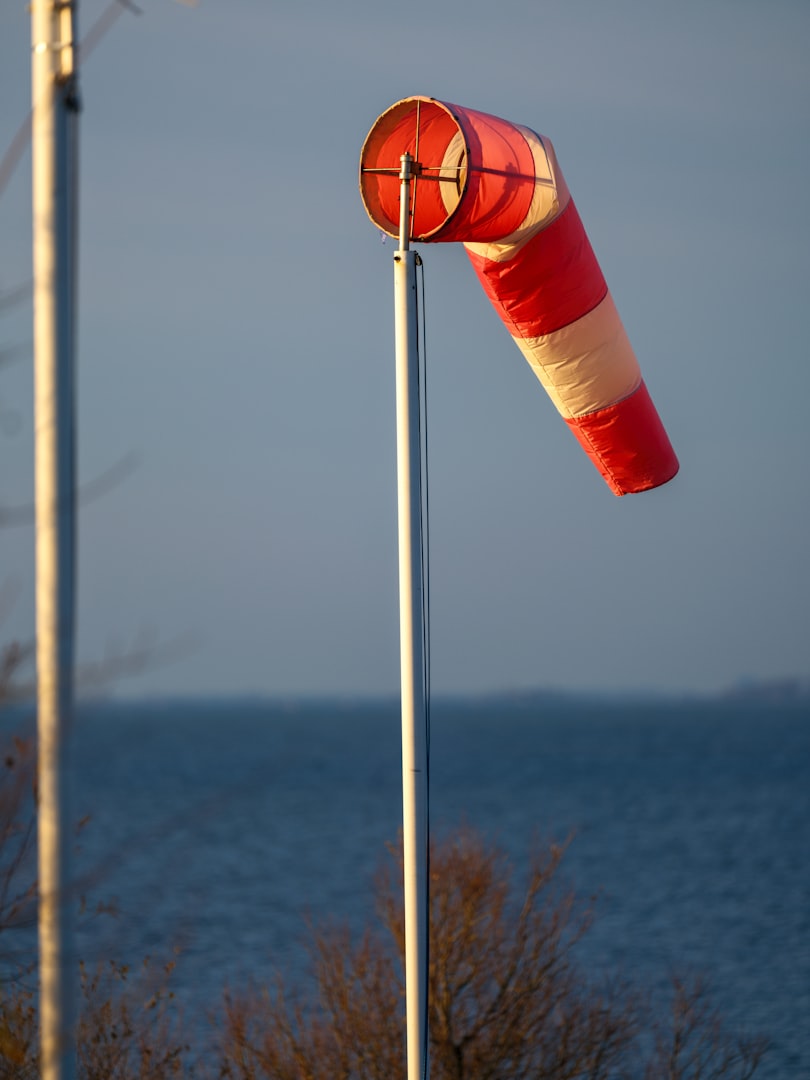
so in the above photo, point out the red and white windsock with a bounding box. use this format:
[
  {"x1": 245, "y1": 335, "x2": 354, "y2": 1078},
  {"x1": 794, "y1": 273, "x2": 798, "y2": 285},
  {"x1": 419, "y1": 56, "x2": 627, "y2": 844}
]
[{"x1": 359, "y1": 96, "x2": 679, "y2": 495}]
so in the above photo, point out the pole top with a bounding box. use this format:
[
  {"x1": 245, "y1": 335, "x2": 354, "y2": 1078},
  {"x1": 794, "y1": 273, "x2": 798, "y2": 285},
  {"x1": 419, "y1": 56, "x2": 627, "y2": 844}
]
[{"x1": 398, "y1": 152, "x2": 415, "y2": 252}]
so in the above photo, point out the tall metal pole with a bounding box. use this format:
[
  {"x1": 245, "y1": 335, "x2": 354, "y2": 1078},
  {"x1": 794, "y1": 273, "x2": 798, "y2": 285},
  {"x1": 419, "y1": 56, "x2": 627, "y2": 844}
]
[
  {"x1": 31, "y1": 2, "x2": 79, "y2": 1078},
  {"x1": 394, "y1": 152, "x2": 429, "y2": 1080}
]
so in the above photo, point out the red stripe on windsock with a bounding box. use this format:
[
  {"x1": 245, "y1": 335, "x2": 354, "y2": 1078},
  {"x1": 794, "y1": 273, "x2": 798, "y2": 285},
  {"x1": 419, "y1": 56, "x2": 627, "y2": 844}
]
[
  {"x1": 465, "y1": 200, "x2": 606, "y2": 339},
  {"x1": 566, "y1": 381, "x2": 680, "y2": 494}
]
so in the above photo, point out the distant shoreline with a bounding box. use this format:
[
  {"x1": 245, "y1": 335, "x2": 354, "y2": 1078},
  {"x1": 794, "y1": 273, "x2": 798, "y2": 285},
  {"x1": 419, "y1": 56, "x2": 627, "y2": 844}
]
[
  {"x1": 3, "y1": 679, "x2": 809, "y2": 723},
  {"x1": 61, "y1": 678, "x2": 810, "y2": 712}
]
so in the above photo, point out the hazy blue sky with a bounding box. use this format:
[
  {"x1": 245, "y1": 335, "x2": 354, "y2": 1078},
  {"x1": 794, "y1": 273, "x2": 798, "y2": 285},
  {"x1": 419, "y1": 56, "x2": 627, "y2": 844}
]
[{"x1": 2, "y1": 0, "x2": 808, "y2": 699}]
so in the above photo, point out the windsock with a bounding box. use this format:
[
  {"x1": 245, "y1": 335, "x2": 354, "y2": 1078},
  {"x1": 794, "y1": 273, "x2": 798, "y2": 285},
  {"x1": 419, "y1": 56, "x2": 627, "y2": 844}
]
[{"x1": 359, "y1": 96, "x2": 678, "y2": 495}]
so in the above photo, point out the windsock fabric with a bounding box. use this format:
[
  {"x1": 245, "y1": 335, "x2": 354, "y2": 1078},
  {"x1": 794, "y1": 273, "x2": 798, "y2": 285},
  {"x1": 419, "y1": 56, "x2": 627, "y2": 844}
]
[{"x1": 359, "y1": 96, "x2": 679, "y2": 495}]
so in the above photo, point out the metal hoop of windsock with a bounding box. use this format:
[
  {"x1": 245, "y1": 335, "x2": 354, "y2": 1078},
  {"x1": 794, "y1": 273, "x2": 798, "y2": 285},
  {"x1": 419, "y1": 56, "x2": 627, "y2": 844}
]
[{"x1": 359, "y1": 96, "x2": 679, "y2": 495}]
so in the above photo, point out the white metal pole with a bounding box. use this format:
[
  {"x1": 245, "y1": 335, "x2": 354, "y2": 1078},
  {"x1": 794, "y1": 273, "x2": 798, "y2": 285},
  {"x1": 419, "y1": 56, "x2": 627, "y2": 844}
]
[
  {"x1": 394, "y1": 152, "x2": 429, "y2": 1080},
  {"x1": 31, "y1": 2, "x2": 79, "y2": 1078}
]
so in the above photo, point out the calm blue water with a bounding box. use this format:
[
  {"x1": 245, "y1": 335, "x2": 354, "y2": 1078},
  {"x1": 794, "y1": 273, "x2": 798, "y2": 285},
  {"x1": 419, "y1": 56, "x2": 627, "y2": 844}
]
[{"x1": 3, "y1": 696, "x2": 808, "y2": 1076}]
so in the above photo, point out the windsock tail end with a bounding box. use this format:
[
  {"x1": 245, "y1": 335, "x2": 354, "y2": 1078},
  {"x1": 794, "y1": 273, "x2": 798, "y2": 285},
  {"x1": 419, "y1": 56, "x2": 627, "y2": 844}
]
[{"x1": 566, "y1": 381, "x2": 679, "y2": 495}]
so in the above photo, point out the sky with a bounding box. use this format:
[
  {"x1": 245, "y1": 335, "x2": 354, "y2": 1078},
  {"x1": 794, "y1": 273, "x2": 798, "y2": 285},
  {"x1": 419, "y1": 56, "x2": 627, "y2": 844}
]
[{"x1": 1, "y1": 0, "x2": 808, "y2": 701}]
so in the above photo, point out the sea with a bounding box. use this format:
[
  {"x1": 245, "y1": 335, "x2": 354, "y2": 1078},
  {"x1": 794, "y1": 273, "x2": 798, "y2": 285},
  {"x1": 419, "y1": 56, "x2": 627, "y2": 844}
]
[{"x1": 1, "y1": 694, "x2": 808, "y2": 1077}]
